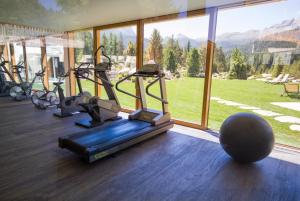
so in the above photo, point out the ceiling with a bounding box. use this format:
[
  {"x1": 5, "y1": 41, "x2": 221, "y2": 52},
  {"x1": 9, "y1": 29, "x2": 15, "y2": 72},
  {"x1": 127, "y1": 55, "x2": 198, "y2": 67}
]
[{"x1": 0, "y1": 0, "x2": 255, "y2": 32}]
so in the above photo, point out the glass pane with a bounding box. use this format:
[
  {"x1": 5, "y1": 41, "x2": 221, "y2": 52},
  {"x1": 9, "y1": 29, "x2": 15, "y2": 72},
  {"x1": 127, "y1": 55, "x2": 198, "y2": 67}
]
[
  {"x1": 26, "y1": 39, "x2": 44, "y2": 90},
  {"x1": 46, "y1": 36, "x2": 66, "y2": 91},
  {"x1": 74, "y1": 30, "x2": 95, "y2": 95},
  {"x1": 143, "y1": 16, "x2": 209, "y2": 123},
  {"x1": 13, "y1": 42, "x2": 26, "y2": 81},
  {"x1": 209, "y1": 0, "x2": 300, "y2": 148},
  {"x1": 99, "y1": 25, "x2": 137, "y2": 110}
]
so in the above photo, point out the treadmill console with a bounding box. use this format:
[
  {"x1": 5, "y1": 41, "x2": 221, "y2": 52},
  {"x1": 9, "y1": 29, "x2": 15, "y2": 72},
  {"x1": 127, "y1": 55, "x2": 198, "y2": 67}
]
[
  {"x1": 135, "y1": 110, "x2": 159, "y2": 122},
  {"x1": 137, "y1": 64, "x2": 161, "y2": 75}
]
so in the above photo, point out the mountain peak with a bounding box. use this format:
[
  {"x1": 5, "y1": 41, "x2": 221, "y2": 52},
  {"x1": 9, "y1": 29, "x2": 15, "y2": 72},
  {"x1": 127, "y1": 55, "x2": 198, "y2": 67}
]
[{"x1": 175, "y1": 33, "x2": 188, "y2": 39}]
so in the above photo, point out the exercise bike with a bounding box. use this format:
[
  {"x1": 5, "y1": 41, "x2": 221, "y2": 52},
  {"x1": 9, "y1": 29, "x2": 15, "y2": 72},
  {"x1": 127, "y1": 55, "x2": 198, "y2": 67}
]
[
  {"x1": 9, "y1": 63, "x2": 38, "y2": 101},
  {"x1": 75, "y1": 45, "x2": 121, "y2": 128},
  {"x1": 0, "y1": 57, "x2": 16, "y2": 97},
  {"x1": 53, "y1": 66, "x2": 92, "y2": 117},
  {"x1": 31, "y1": 68, "x2": 60, "y2": 109}
]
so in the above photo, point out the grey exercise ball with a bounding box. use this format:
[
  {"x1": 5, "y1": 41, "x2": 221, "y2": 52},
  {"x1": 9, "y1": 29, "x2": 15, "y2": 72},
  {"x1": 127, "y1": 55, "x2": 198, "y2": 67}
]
[{"x1": 220, "y1": 113, "x2": 274, "y2": 163}]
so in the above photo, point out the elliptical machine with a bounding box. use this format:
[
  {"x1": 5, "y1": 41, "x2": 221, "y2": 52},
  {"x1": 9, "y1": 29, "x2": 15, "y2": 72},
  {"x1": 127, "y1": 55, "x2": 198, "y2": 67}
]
[
  {"x1": 75, "y1": 45, "x2": 121, "y2": 128},
  {"x1": 9, "y1": 63, "x2": 38, "y2": 101},
  {"x1": 0, "y1": 57, "x2": 16, "y2": 97},
  {"x1": 53, "y1": 65, "x2": 92, "y2": 117},
  {"x1": 31, "y1": 67, "x2": 60, "y2": 109}
]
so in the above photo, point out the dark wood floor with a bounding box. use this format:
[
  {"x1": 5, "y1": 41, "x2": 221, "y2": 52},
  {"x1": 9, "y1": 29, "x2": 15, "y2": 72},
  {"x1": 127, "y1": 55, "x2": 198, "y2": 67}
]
[{"x1": 0, "y1": 97, "x2": 300, "y2": 201}]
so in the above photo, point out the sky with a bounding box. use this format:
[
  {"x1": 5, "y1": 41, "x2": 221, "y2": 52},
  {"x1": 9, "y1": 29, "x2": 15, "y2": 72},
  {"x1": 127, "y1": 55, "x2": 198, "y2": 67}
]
[
  {"x1": 143, "y1": 0, "x2": 300, "y2": 39},
  {"x1": 37, "y1": 0, "x2": 300, "y2": 39}
]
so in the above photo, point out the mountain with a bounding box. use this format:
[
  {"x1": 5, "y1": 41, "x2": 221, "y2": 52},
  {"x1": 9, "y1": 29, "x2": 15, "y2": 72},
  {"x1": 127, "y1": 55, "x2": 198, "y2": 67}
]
[
  {"x1": 100, "y1": 27, "x2": 136, "y2": 47},
  {"x1": 100, "y1": 17, "x2": 300, "y2": 53},
  {"x1": 261, "y1": 17, "x2": 300, "y2": 45},
  {"x1": 173, "y1": 34, "x2": 206, "y2": 48}
]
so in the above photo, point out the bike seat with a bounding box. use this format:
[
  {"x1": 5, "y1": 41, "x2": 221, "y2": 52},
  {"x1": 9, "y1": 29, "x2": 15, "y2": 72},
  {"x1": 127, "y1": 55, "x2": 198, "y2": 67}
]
[{"x1": 53, "y1": 81, "x2": 64, "y2": 86}]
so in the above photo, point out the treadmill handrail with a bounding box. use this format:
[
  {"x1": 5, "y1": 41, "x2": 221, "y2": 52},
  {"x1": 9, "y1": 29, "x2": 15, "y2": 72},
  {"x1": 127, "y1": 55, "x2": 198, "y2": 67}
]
[
  {"x1": 145, "y1": 76, "x2": 168, "y2": 104},
  {"x1": 115, "y1": 73, "x2": 141, "y2": 100}
]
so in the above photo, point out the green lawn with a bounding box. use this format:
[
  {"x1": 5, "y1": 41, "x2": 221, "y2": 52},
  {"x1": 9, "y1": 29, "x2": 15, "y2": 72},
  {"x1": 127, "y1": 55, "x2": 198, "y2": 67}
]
[{"x1": 45, "y1": 78, "x2": 300, "y2": 148}]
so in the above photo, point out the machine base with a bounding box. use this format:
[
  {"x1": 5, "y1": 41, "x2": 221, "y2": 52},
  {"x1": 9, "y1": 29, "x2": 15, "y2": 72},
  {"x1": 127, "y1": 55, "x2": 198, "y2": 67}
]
[{"x1": 53, "y1": 111, "x2": 73, "y2": 118}]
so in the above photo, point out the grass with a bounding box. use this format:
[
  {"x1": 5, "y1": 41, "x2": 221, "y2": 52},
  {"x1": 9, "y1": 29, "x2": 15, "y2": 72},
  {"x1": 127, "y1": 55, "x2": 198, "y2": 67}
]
[{"x1": 36, "y1": 77, "x2": 300, "y2": 148}]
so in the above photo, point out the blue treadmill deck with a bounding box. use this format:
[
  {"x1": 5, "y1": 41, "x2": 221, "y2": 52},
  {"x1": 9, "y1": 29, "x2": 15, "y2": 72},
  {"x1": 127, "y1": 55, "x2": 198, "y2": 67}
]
[
  {"x1": 59, "y1": 118, "x2": 173, "y2": 162},
  {"x1": 72, "y1": 119, "x2": 150, "y2": 150}
]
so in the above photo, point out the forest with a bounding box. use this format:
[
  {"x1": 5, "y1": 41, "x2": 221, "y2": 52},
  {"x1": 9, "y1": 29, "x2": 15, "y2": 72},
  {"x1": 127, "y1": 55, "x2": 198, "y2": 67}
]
[{"x1": 75, "y1": 29, "x2": 300, "y2": 80}]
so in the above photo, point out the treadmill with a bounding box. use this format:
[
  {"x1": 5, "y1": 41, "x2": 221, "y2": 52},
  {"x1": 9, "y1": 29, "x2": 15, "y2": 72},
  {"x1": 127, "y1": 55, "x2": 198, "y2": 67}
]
[{"x1": 58, "y1": 64, "x2": 174, "y2": 163}]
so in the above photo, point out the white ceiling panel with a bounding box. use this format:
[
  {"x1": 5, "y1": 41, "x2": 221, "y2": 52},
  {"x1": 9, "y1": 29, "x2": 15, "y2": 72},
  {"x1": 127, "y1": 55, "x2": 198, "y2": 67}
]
[{"x1": 0, "y1": 0, "x2": 257, "y2": 31}]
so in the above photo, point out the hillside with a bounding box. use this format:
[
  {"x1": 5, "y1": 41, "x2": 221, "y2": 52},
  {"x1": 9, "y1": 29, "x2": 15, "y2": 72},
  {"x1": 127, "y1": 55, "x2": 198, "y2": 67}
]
[{"x1": 100, "y1": 16, "x2": 300, "y2": 54}]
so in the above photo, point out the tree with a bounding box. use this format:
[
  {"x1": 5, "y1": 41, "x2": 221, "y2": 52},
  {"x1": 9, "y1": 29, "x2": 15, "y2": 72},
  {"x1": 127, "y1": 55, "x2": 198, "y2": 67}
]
[
  {"x1": 83, "y1": 31, "x2": 93, "y2": 55},
  {"x1": 187, "y1": 48, "x2": 200, "y2": 77},
  {"x1": 102, "y1": 33, "x2": 108, "y2": 51},
  {"x1": 213, "y1": 47, "x2": 227, "y2": 73},
  {"x1": 126, "y1": 41, "x2": 136, "y2": 56},
  {"x1": 228, "y1": 48, "x2": 247, "y2": 79},
  {"x1": 186, "y1": 40, "x2": 191, "y2": 52},
  {"x1": 146, "y1": 29, "x2": 163, "y2": 65},
  {"x1": 74, "y1": 32, "x2": 84, "y2": 63},
  {"x1": 198, "y1": 46, "x2": 207, "y2": 72},
  {"x1": 108, "y1": 33, "x2": 114, "y2": 55},
  {"x1": 271, "y1": 63, "x2": 284, "y2": 77},
  {"x1": 117, "y1": 33, "x2": 124, "y2": 55},
  {"x1": 174, "y1": 40, "x2": 183, "y2": 66},
  {"x1": 164, "y1": 50, "x2": 176, "y2": 73},
  {"x1": 164, "y1": 36, "x2": 183, "y2": 67},
  {"x1": 289, "y1": 59, "x2": 300, "y2": 79},
  {"x1": 111, "y1": 34, "x2": 118, "y2": 55}
]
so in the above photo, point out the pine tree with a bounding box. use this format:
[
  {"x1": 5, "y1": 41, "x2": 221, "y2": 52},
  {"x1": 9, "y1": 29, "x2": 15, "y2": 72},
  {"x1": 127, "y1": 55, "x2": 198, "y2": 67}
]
[
  {"x1": 166, "y1": 35, "x2": 175, "y2": 49},
  {"x1": 112, "y1": 34, "x2": 118, "y2": 55},
  {"x1": 83, "y1": 31, "x2": 93, "y2": 55},
  {"x1": 126, "y1": 41, "x2": 136, "y2": 56},
  {"x1": 198, "y1": 46, "x2": 207, "y2": 72},
  {"x1": 228, "y1": 48, "x2": 247, "y2": 79},
  {"x1": 146, "y1": 29, "x2": 163, "y2": 65},
  {"x1": 213, "y1": 46, "x2": 226, "y2": 73},
  {"x1": 117, "y1": 33, "x2": 124, "y2": 56},
  {"x1": 187, "y1": 48, "x2": 200, "y2": 77},
  {"x1": 108, "y1": 33, "x2": 114, "y2": 55},
  {"x1": 174, "y1": 40, "x2": 183, "y2": 66},
  {"x1": 102, "y1": 33, "x2": 108, "y2": 51},
  {"x1": 186, "y1": 40, "x2": 191, "y2": 52},
  {"x1": 164, "y1": 50, "x2": 177, "y2": 73},
  {"x1": 74, "y1": 32, "x2": 84, "y2": 63}
]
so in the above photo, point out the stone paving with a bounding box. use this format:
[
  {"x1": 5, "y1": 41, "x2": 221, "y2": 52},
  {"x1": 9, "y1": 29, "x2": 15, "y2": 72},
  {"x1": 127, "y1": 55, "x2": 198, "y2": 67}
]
[{"x1": 212, "y1": 97, "x2": 300, "y2": 132}]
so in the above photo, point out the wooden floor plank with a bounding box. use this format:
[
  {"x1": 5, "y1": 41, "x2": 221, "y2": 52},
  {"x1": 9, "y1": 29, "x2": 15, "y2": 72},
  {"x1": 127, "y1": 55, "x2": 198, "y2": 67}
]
[{"x1": 0, "y1": 101, "x2": 299, "y2": 201}]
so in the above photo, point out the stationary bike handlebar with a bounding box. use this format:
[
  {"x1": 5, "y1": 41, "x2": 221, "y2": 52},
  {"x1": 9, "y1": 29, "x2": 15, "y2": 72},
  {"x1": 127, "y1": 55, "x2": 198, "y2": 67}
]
[
  {"x1": 73, "y1": 63, "x2": 94, "y2": 79},
  {"x1": 0, "y1": 57, "x2": 9, "y2": 67},
  {"x1": 35, "y1": 66, "x2": 46, "y2": 77}
]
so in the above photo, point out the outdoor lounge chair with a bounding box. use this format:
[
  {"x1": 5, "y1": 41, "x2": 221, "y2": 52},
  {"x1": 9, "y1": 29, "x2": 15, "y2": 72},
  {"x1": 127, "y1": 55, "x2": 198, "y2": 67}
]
[
  {"x1": 277, "y1": 74, "x2": 290, "y2": 84},
  {"x1": 281, "y1": 83, "x2": 300, "y2": 98},
  {"x1": 266, "y1": 74, "x2": 283, "y2": 84}
]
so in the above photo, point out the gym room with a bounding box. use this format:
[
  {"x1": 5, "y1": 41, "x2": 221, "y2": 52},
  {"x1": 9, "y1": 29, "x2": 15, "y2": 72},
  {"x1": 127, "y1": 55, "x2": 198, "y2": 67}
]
[{"x1": 0, "y1": 0, "x2": 299, "y2": 200}]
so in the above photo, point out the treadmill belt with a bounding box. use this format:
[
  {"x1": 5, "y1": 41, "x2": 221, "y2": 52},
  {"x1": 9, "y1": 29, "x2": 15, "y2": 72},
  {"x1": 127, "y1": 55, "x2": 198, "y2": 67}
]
[{"x1": 71, "y1": 120, "x2": 151, "y2": 148}]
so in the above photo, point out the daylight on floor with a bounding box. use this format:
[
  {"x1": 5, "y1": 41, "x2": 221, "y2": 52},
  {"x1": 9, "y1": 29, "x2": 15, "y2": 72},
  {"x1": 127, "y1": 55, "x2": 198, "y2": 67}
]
[{"x1": 0, "y1": 0, "x2": 300, "y2": 201}]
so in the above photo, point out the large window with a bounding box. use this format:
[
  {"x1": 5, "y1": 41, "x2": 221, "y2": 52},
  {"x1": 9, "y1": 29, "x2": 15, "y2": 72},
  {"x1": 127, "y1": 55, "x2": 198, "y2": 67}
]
[
  {"x1": 12, "y1": 42, "x2": 26, "y2": 82},
  {"x1": 74, "y1": 30, "x2": 94, "y2": 95},
  {"x1": 25, "y1": 39, "x2": 44, "y2": 90},
  {"x1": 98, "y1": 25, "x2": 137, "y2": 110},
  {"x1": 209, "y1": 0, "x2": 300, "y2": 147},
  {"x1": 143, "y1": 16, "x2": 209, "y2": 124},
  {"x1": 46, "y1": 36, "x2": 66, "y2": 91}
]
